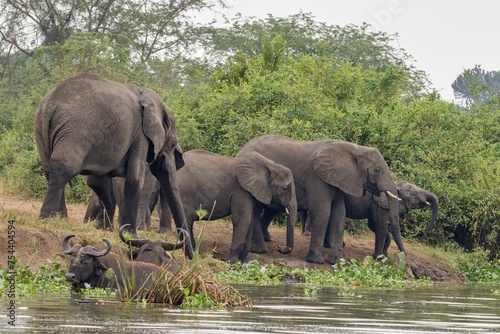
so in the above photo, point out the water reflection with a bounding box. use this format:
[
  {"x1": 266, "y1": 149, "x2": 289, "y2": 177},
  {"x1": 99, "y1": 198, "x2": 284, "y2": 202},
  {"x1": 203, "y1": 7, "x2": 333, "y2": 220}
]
[{"x1": 1, "y1": 283, "x2": 499, "y2": 333}]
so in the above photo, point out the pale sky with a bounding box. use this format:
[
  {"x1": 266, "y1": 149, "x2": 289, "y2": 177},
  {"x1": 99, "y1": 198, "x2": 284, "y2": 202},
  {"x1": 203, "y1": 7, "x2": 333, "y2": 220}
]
[{"x1": 211, "y1": 0, "x2": 500, "y2": 101}]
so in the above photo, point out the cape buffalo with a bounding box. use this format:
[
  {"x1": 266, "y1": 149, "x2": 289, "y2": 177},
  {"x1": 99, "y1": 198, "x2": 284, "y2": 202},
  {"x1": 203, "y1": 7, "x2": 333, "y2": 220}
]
[
  {"x1": 63, "y1": 234, "x2": 160, "y2": 294},
  {"x1": 118, "y1": 224, "x2": 184, "y2": 267}
]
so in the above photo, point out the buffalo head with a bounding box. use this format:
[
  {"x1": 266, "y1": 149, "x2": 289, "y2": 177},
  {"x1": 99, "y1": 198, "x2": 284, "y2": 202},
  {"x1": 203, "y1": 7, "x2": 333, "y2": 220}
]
[
  {"x1": 118, "y1": 224, "x2": 184, "y2": 266},
  {"x1": 62, "y1": 234, "x2": 112, "y2": 289}
]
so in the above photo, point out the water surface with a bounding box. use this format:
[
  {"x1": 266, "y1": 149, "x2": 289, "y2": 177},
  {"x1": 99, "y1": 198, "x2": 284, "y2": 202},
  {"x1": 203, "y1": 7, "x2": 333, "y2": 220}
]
[{"x1": 2, "y1": 283, "x2": 499, "y2": 333}]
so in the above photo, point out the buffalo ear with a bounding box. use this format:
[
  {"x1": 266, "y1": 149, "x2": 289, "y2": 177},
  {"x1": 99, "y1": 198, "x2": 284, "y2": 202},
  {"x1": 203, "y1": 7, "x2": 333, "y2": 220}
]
[
  {"x1": 96, "y1": 262, "x2": 109, "y2": 275},
  {"x1": 312, "y1": 143, "x2": 364, "y2": 197},
  {"x1": 140, "y1": 89, "x2": 167, "y2": 163},
  {"x1": 236, "y1": 152, "x2": 273, "y2": 204}
]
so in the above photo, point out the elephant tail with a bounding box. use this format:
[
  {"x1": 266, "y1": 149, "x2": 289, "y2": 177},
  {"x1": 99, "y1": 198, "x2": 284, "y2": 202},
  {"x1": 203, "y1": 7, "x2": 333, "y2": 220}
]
[{"x1": 34, "y1": 101, "x2": 57, "y2": 171}]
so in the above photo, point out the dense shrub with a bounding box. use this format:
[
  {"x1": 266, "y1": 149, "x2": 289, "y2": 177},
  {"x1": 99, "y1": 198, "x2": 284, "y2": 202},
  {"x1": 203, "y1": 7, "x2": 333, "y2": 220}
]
[{"x1": 0, "y1": 25, "x2": 498, "y2": 257}]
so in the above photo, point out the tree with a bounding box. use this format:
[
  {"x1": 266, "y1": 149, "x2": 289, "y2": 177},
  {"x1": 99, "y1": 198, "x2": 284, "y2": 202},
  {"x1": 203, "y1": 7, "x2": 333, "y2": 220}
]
[
  {"x1": 203, "y1": 12, "x2": 429, "y2": 96},
  {"x1": 452, "y1": 65, "x2": 500, "y2": 107},
  {"x1": 0, "y1": 0, "x2": 226, "y2": 62}
]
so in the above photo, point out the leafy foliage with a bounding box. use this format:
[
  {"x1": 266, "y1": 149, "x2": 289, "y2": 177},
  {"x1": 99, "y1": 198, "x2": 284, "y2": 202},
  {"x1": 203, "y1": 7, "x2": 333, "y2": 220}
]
[
  {"x1": 215, "y1": 254, "x2": 431, "y2": 288},
  {"x1": 457, "y1": 249, "x2": 500, "y2": 283},
  {"x1": 0, "y1": 257, "x2": 69, "y2": 296},
  {"x1": 0, "y1": 8, "x2": 498, "y2": 258}
]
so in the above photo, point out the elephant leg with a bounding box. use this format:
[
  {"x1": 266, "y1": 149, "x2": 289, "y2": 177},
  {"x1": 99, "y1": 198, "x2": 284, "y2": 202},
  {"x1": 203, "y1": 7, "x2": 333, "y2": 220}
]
[
  {"x1": 242, "y1": 208, "x2": 261, "y2": 262},
  {"x1": 383, "y1": 232, "x2": 392, "y2": 257},
  {"x1": 87, "y1": 175, "x2": 116, "y2": 230},
  {"x1": 158, "y1": 187, "x2": 173, "y2": 233},
  {"x1": 136, "y1": 170, "x2": 155, "y2": 232},
  {"x1": 250, "y1": 212, "x2": 269, "y2": 254},
  {"x1": 151, "y1": 155, "x2": 193, "y2": 259},
  {"x1": 250, "y1": 209, "x2": 276, "y2": 253},
  {"x1": 324, "y1": 197, "x2": 346, "y2": 264},
  {"x1": 227, "y1": 197, "x2": 255, "y2": 263},
  {"x1": 118, "y1": 178, "x2": 142, "y2": 234},
  {"x1": 261, "y1": 209, "x2": 278, "y2": 242},
  {"x1": 305, "y1": 208, "x2": 331, "y2": 264},
  {"x1": 300, "y1": 211, "x2": 312, "y2": 236},
  {"x1": 40, "y1": 160, "x2": 74, "y2": 218},
  {"x1": 149, "y1": 181, "x2": 160, "y2": 213},
  {"x1": 370, "y1": 208, "x2": 389, "y2": 258},
  {"x1": 84, "y1": 192, "x2": 101, "y2": 223}
]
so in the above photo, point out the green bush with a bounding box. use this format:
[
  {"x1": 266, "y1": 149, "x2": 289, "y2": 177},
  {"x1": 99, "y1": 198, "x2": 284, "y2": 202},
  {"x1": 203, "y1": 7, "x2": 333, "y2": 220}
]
[{"x1": 0, "y1": 22, "x2": 498, "y2": 258}]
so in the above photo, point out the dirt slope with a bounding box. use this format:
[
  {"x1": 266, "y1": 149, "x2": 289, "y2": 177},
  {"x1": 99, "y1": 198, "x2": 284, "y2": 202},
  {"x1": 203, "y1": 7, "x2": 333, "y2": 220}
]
[{"x1": 0, "y1": 189, "x2": 464, "y2": 282}]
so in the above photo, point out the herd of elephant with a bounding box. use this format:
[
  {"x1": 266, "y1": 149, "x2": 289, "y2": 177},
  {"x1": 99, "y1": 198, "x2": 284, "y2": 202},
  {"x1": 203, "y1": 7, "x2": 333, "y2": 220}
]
[{"x1": 34, "y1": 74, "x2": 438, "y2": 265}]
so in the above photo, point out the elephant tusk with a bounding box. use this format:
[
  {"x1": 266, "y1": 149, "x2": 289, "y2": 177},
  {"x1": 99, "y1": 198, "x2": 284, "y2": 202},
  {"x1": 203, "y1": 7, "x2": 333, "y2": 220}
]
[
  {"x1": 386, "y1": 190, "x2": 401, "y2": 200},
  {"x1": 285, "y1": 207, "x2": 290, "y2": 215},
  {"x1": 425, "y1": 201, "x2": 431, "y2": 206}
]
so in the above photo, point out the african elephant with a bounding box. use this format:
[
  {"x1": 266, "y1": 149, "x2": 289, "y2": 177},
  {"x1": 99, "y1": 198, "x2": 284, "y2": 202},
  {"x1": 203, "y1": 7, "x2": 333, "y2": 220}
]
[
  {"x1": 84, "y1": 167, "x2": 158, "y2": 231},
  {"x1": 294, "y1": 181, "x2": 438, "y2": 257},
  {"x1": 161, "y1": 149, "x2": 297, "y2": 263},
  {"x1": 237, "y1": 135, "x2": 401, "y2": 264},
  {"x1": 34, "y1": 74, "x2": 193, "y2": 258}
]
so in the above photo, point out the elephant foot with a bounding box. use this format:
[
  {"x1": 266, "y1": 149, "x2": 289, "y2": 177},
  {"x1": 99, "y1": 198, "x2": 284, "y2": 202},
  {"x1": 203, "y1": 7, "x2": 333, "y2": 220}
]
[
  {"x1": 250, "y1": 246, "x2": 269, "y2": 254},
  {"x1": 325, "y1": 248, "x2": 343, "y2": 264},
  {"x1": 158, "y1": 226, "x2": 172, "y2": 234},
  {"x1": 263, "y1": 230, "x2": 273, "y2": 242},
  {"x1": 40, "y1": 211, "x2": 69, "y2": 221},
  {"x1": 305, "y1": 249, "x2": 324, "y2": 264},
  {"x1": 302, "y1": 230, "x2": 311, "y2": 237},
  {"x1": 96, "y1": 220, "x2": 114, "y2": 231}
]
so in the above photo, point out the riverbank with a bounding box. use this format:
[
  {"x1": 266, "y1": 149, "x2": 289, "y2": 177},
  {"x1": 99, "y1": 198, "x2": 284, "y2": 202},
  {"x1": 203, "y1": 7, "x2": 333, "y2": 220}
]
[{"x1": 0, "y1": 188, "x2": 465, "y2": 282}]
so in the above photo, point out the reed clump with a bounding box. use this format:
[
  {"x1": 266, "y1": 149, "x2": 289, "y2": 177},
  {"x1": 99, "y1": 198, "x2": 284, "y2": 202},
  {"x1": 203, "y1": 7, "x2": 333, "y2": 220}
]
[{"x1": 143, "y1": 259, "x2": 252, "y2": 308}]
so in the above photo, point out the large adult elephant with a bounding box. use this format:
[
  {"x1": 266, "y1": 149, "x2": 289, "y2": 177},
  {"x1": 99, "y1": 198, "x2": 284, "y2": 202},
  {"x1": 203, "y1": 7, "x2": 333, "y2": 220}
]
[
  {"x1": 237, "y1": 135, "x2": 401, "y2": 264},
  {"x1": 161, "y1": 149, "x2": 297, "y2": 263},
  {"x1": 34, "y1": 74, "x2": 193, "y2": 258},
  {"x1": 292, "y1": 181, "x2": 438, "y2": 257}
]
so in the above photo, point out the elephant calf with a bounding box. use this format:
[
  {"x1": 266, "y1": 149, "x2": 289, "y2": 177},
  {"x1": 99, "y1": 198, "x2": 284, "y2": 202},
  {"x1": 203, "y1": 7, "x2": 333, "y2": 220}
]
[
  {"x1": 296, "y1": 181, "x2": 438, "y2": 257},
  {"x1": 161, "y1": 149, "x2": 298, "y2": 263}
]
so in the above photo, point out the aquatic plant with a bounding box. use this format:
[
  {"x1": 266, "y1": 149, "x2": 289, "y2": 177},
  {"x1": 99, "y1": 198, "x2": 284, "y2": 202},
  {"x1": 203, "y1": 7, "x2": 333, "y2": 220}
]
[
  {"x1": 143, "y1": 258, "x2": 252, "y2": 309},
  {"x1": 0, "y1": 256, "x2": 69, "y2": 296},
  {"x1": 457, "y1": 248, "x2": 500, "y2": 282},
  {"x1": 215, "y1": 253, "x2": 432, "y2": 288}
]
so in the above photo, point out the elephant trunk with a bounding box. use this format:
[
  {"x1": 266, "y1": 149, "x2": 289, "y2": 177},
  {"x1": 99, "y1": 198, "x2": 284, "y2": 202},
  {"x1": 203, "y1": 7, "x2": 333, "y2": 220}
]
[
  {"x1": 386, "y1": 190, "x2": 406, "y2": 254},
  {"x1": 277, "y1": 193, "x2": 297, "y2": 255},
  {"x1": 425, "y1": 192, "x2": 439, "y2": 231},
  {"x1": 153, "y1": 155, "x2": 194, "y2": 259}
]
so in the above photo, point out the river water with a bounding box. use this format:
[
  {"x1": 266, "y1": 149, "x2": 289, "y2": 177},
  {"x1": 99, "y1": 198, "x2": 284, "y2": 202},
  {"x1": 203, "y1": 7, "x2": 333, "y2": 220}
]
[{"x1": 1, "y1": 283, "x2": 499, "y2": 333}]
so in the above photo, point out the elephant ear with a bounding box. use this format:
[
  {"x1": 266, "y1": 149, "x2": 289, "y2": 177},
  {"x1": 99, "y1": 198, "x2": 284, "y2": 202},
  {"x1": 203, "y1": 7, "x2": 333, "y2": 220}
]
[
  {"x1": 140, "y1": 89, "x2": 167, "y2": 163},
  {"x1": 312, "y1": 143, "x2": 364, "y2": 197},
  {"x1": 236, "y1": 152, "x2": 273, "y2": 204},
  {"x1": 373, "y1": 192, "x2": 389, "y2": 209}
]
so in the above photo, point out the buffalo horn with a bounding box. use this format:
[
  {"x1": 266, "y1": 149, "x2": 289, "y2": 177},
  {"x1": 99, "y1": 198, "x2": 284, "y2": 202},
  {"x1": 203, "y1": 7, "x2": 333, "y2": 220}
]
[
  {"x1": 119, "y1": 224, "x2": 147, "y2": 247},
  {"x1": 81, "y1": 238, "x2": 112, "y2": 257},
  {"x1": 62, "y1": 234, "x2": 79, "y2": 254}
]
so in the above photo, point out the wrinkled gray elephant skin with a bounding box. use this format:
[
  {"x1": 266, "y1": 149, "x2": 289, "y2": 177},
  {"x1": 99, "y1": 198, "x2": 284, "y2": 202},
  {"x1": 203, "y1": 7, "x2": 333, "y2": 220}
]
[
  {"x1": 298, "y1": 181, "x2": 438, "y2": 257},
  {"x1": 237, "y1": 135, "x2": 401, "y2": 265},
  {"x1": 34, "y1": 74, "x2": 193, "y2": 258},
  {"x1": 160, "y1": 149, "x2": 298, "y2": 263}
]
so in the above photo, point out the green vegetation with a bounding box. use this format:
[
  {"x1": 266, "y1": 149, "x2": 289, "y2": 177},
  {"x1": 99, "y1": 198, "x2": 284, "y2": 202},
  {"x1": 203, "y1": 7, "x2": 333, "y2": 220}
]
[
  {"x1": 0, "y1": 257, "x2": 69, "y2": 296},
  {"x1": 456, "y1": 249, "x2": 500, "y2": 282},
  {"x1": 0, "y1": 5, "x2": 498, "y2": 264},
  {"x1": 215, "y1": 253, "x2": 432, "y2": 288}
]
